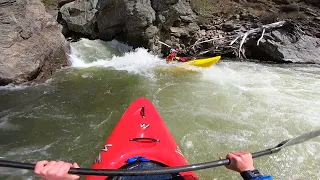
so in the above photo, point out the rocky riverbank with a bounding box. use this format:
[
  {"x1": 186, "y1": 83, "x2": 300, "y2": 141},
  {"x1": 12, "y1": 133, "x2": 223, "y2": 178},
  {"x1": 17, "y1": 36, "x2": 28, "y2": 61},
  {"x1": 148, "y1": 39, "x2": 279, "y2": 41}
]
[
  {"x1": 0, "y1": 0, "x2": 70, "y2": 86},
  {"x1": 55, "y1": 0, "x2": 320, "y2": 64},
  {"x1": 1, "y1": 0, "x2": 320, "y2": 85}
]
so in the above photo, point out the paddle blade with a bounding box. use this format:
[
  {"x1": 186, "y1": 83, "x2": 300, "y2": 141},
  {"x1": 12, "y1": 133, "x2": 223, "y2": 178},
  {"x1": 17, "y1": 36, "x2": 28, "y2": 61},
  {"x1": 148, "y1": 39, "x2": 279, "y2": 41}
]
[{"x1": 278, "y1": 130, "x2": 320, "y2": 148}]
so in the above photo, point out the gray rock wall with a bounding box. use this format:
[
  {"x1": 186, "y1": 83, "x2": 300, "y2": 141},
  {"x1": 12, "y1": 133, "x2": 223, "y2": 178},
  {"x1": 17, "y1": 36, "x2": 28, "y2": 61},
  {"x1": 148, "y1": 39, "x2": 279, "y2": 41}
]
[{"x1": 0, "y1": 0, "x2": 70, "y2": 85}]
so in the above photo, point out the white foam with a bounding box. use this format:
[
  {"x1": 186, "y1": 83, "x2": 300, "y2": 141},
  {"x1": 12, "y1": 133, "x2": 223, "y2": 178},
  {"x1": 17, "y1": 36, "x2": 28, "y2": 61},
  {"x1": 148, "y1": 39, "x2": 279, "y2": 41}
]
[
  {"x1": 69, "y1": 40, "x2": 168, "y2": 79},
  {"x1": 0, "y1": 83, "x2": 30, "y2": 91}
]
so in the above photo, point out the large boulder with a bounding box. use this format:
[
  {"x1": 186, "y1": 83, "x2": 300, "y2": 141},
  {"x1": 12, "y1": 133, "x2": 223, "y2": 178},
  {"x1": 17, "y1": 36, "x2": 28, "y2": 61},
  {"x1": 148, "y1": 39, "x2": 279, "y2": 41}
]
[
  {"x1": 60, "y1": 0, "x2": 98, "y2": 37},
  {"x1": 155, "y1": 0, "x2": 196, "y2": 30},
  {"x1": 124, "y1": 0, "x2": 156, "y2": 45},
  {"x1": 96, "y1": 0, "x2": 156, "y2": 47},
  {"x1": 245, "y1": 30, "x2": 320, "y2": 64},
  {"x1": 95, "y1": 0, "x2": 197, "y2": 52},
  {"x1": 0, "y1": 0, "x2": 70, "y2": 85}
]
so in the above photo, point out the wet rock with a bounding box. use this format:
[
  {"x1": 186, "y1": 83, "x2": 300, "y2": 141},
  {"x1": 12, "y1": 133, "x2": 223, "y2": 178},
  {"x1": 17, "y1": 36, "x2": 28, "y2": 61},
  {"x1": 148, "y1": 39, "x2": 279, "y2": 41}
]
[
  {"x1": 245, "y1": 30, "x2": 320, "y2": 64},
  {"x1": 60, "y1": 0, "x2": 98, "y2": 37},
  {"x1": 0, "y1": 0, "x2": 69, "y2": 85}
]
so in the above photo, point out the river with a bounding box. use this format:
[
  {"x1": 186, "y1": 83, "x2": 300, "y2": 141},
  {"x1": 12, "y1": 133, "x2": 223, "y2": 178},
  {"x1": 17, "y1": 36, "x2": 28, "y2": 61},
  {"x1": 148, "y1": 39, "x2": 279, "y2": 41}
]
[{"x1": 0, "y1": 38, "x2": 319, "y2": 180}]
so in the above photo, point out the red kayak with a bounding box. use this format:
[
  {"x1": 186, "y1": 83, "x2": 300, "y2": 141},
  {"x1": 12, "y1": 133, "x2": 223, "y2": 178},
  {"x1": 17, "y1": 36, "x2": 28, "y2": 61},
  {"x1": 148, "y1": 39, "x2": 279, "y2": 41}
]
[{"x1": 86, "y1": 97, "x2": 198, "y2": 180}]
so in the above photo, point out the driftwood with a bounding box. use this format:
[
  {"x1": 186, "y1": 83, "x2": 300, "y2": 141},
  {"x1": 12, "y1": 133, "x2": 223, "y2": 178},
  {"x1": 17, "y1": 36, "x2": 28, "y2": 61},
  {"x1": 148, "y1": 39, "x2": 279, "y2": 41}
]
[{"x1": 186, "y1": 21, "x2": 288, "y2": 58}]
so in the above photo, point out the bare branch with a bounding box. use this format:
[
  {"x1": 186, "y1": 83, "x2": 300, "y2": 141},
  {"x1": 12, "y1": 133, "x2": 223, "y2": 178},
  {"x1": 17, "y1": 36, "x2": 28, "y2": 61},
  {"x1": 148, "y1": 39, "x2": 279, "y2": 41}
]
[{"x1": 257, "y1": 28, "x2": 266, "y2": 46}]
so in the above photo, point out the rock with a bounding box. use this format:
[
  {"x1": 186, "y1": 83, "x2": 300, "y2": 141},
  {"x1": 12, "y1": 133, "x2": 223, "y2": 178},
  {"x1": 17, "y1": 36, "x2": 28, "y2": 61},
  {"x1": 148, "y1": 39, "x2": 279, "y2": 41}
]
[
  {"x1": 58, "y1": 0, "x2": 75, "y2": 8},
  {"x1": 144, "y1": 26, "x2": 159, "y2": 39},
  {"x1": 222, "y1": 22, "x2": 241, "y2": 31},
  {"x1": 157, "y1": 14, "x2": 166, "y2": 24},
  {"x1": 124, "y1": 0, "x2": 156, "y2": 44},
  {"x1": 95, "y1": 0, "x2": 125, "y2": 40},
  {"x1": 0, "y1": 0, "x2": 69, "y2": 85},
  {"x1": 151, "y1": 0, "x2": 179, "y2": 11},
  {"x1": 148, "y1": 36, "x2": 162, "y2": 55},
  {"x1": 271, "y1": 0, "x2": 291, "y2": 5},
  {"x1": 157, "y1": 0, "x2": 195, "y2": 30},
  {"x1": 199, "y1": 30, "x2": 206, "y2": 36},
  {"x1": 170, "y1": 27, "x2": 187, "y2": 37},
  {"x1": 245, "y1": 30, "x2": 320, "y2": 64},
  {"x1": 60, "y1": 0, "x2": 98, "y2": 37},
  {"x1": 97, "y1": 0, "x2": 155, "y2": 46},
  {"x1": 180, "y1": 15, "x2": 194, "y2": 23},
  {"x1": 303, "y1": 0, "x2": 320, "y2": 7},
  {"x1": 303, "y1": 9, "x2": 318, "y2": 17},
  {"x1": 280, "y1": 4, "x2": 299, "y2": 12},
  {"x1": 186, "y1": 22, "x2": 200, "y2": 35}
]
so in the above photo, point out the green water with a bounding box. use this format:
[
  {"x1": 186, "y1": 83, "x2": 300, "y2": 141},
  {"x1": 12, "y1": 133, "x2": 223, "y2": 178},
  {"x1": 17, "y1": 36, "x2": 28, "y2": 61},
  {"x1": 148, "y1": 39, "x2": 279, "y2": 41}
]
[{"x1": 0, "y1": 39, "x2": 319, "y2": 180}]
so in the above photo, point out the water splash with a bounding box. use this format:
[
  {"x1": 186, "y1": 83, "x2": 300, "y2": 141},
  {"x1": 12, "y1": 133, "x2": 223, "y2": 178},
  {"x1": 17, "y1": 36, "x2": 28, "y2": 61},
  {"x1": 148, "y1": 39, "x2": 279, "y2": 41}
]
[{"x1": 69, "y1": 39, "x2": 171, "y2": 79}]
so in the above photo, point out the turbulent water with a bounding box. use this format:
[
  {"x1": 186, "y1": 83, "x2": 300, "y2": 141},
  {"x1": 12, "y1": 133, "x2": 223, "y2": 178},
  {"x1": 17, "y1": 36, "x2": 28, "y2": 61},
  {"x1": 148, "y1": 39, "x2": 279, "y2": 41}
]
[{"x1": 0, "y1": 38, "x2": 319, "y2": 180}]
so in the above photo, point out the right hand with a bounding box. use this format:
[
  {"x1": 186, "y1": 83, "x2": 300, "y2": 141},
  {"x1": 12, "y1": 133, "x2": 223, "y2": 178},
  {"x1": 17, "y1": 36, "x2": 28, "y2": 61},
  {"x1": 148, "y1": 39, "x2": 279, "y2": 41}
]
[
  {"x1": 34, "y1": 161, "x2": 80, "y2": 180},
  {"x1": 225, "y1": 152, "x2": 255, "y2": 172}
]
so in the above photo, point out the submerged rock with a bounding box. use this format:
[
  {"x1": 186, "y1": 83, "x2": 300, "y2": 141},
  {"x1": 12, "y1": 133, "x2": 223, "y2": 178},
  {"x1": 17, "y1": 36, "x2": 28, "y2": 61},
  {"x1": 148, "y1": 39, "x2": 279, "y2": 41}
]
[
  {"x1": 245, "y1": 30, "x2": 320, "y2": 64},
  {"x1": 0, "y1": 0, "x2": 70, "y2": 85}
]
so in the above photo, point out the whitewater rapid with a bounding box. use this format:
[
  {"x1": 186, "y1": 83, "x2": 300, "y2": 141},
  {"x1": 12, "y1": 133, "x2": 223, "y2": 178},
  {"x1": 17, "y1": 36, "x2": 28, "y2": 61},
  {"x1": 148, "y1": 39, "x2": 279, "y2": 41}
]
[{"x1": 0, "y1": 38, "x2": 319, "y2": 180}]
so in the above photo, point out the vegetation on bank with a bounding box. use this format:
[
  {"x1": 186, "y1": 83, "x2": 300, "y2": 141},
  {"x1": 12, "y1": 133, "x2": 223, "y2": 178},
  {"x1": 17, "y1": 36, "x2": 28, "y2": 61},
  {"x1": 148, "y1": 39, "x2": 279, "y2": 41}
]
[{"x1": 190, "y1": 0, "x2": 317, "y2": 28}]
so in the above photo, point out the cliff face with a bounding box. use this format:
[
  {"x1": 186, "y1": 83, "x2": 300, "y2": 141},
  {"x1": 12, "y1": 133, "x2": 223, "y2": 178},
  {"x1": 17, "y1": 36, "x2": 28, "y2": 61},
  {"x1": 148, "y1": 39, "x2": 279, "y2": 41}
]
[
  {"x1": 0, "y1": 0, "x2": 70, "y2": 85},
  {"x1": 56, "y1": 0, "x2": 320, "y2": 64}
]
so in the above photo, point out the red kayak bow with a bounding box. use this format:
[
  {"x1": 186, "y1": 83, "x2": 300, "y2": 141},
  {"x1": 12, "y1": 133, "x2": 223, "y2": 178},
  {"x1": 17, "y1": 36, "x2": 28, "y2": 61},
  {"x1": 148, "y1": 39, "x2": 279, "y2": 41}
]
[{"x1": 85, "y1": 98, "x2": 198, "y2": 180}]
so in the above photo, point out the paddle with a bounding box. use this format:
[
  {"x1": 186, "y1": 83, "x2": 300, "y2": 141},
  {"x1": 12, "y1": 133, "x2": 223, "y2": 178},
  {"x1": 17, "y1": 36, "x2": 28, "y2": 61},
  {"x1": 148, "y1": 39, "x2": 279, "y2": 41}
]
[
  {"x1": 0, "y1": 130, "x2": 319, "y2": 176},
  {"x1": 158, "y1": 40, "x2": 172, "y2": 49}
]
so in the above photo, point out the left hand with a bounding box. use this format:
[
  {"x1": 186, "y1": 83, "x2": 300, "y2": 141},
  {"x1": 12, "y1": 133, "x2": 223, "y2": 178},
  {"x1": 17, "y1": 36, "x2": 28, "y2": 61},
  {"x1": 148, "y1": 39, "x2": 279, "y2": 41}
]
[{"x1": 34, "y1": 160, "x2": 80, "y2": 180}]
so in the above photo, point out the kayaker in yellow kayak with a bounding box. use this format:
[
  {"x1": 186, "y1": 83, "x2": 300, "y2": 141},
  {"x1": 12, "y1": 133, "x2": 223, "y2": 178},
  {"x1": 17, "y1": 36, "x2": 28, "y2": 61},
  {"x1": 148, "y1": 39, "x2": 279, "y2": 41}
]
[
  {"x1": 34, "y1": 151, "x2": 273, "y2": 180},
  {"x1": 166, "y1": 49, "x2": 196, "y2": 63}
]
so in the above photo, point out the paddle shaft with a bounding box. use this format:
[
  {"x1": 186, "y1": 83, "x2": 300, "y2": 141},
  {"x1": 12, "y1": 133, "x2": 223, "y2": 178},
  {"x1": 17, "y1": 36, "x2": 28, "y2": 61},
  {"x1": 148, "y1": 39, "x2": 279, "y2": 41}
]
[
  {"x1": 0, "y1": 130, "x2": 318, "y2": 176},
  {"x1": 0, "y1": 148, "x2": 280, "y2": 176}
]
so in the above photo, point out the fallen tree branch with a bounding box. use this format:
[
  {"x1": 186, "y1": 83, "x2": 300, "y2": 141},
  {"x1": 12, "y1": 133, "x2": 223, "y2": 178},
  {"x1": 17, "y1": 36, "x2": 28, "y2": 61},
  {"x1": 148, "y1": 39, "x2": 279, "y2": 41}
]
[
  {"x1": 187, "y1": 21, "x2": 288, "y2": 58},
  {"x1": 257, "y1": 28, "x2": 266, "y2": 46},
  {"x1": 239, "y1": 32, "x2": 249, "y2": 58}
]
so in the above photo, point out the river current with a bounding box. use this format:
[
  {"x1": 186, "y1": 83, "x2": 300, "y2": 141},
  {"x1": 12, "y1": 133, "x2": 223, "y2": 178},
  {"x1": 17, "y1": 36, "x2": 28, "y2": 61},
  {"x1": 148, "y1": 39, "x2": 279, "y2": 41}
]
[{"x1": 0, "y1": 38, "x2": 319, "y2": 180}]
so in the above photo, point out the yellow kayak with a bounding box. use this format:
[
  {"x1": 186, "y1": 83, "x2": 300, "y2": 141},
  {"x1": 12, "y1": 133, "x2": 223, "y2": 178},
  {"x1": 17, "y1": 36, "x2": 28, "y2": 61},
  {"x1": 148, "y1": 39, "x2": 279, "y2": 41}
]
[{"x1": 185, "y1": 56, "x2": 221, "y2": 68}]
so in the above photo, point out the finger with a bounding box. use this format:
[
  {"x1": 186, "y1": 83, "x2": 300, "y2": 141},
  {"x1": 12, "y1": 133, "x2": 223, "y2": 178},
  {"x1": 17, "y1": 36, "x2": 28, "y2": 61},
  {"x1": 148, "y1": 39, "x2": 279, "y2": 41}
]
[
  {"x1": 47, "y1": 161, "x2": 65, "y2": 176},
  {"x1": 231, "y1": 152, "x2": 247, "y2": 156},
  {"x1": 34, "y1": 160, "x2": 48, "y2": 175},
  {"x1": 56, "y1": 163, "x2": 72, "y2": 178},
  {"x1": 226, "y1": 153, "x2": 236, "y2": 159},
  {"x1": 40, "y1": 161, "x2": 57, "y2": 176},
  {"x1": 72, "y1": 162, "x2": 80, "y2": 168}
]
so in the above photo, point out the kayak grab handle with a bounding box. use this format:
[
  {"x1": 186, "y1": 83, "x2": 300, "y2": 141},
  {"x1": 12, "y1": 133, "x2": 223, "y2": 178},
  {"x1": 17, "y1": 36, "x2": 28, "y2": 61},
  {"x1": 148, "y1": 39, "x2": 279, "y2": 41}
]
[
  {"x1": 140, "y1": 107, "x2": 145, "y2": 118},
  {"x1": 129, "y1": 138, "x2": 160, "y2": 142}
]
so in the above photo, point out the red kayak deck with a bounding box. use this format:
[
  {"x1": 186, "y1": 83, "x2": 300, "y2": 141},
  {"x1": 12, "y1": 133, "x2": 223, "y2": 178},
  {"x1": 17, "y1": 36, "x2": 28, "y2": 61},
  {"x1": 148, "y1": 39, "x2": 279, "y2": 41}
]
[{"x1": 86, "y1": 98, "x2": 198, "y2": 180}]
